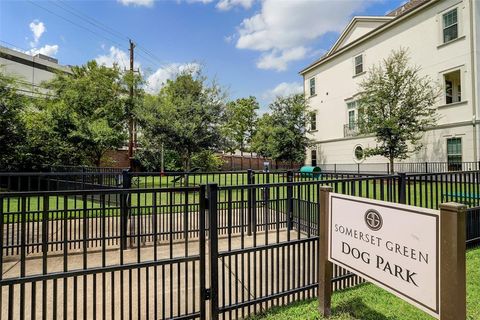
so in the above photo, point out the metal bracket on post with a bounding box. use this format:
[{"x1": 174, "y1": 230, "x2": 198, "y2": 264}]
[
  {"x1": 318, "y1": 186, "x2": 333, "y2": 317},
  {"x1": 439, "y1": 202, "x2": 466, "y2": 320}
]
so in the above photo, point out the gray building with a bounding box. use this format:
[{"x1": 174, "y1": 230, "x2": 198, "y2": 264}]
[{"x1": 0, "y1": 46, "x2": 71, "y2": 96}]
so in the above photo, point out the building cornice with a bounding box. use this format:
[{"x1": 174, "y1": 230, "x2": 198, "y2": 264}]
[{"x1": 299, "y1": 0, "x2": 436, "y2": 76}]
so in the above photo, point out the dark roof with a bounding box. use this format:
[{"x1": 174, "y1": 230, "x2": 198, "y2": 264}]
[{"x1": 386, "y1": 0, "x2": 429, "y2": 17}]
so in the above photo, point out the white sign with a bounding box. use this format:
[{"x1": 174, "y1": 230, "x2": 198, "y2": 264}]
[{"x1": 328, "y1": 193, "x2": 439, "y2": 318}]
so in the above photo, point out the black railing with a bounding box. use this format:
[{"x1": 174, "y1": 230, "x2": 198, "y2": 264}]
[
  {"x1": 1, "y1": 171, "x2": 479, "y2": 319},
  {"x1": 319, "y1": 161, "x2": 480, "y2": 174}
]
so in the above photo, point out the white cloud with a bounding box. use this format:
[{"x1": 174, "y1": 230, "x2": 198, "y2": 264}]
[
  {"x1": 95, "y1": 46, "x2": 140, "y2": 69},
  {"x1": 216, "y1": 0, "x2": 254, "y2": 11},
  {"x1": 117, "y1": 0, "x2": 154, "y2": 7},
  {"x1": 24, "y1": 44, "x2": 59, "y2": 57},
  {"x1": 262, "y1": 82, "x2": 303, "y2": 101},
  {"x1": 145, "y1": 63, "x2": 201, "y2": 94},
  {"x1": 257, "y1": 47, "x2": 308, "y2": 71},
  {"x1": 29, "y1": 20, "x2": 46, "y2": 47},
  {"x1": 180, "y1": 0, "x2": 252, "y2": 10},
  {"x1": 235, "y1": 0, "x2": 379, "y2": 71},
  {"x1": 24, "y1": 20, "x2": 60, "y2": 58},
  {"x1": 186, "y1": 0, "x2": 214, "y2": 4}
]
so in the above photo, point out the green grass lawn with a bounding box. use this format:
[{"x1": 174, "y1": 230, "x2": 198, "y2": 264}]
[
  {"x1": 2, "y1": 176, "x2": 479, "y2": 218},
  {"x1": 251, "y1": 247, "x2": 480, "y2": 320}
]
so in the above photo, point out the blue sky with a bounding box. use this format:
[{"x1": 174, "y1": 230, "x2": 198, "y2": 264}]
[{"x1": 0, "y1": 0, "x2": 404, "y2": 109}]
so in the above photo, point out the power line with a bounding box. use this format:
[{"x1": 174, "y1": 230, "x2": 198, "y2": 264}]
[
  {"x1": 52, "y1": 1, "x2": 180, "y2": 74},
  {"x1": 27, "y1": 0, "x2": 128, "y2": 52},
  {"x1": 55, "y1": 1, "x2": 130, "y2": 42},
  {"x1": 23, "y1": 1, "x2": 190, "y2": 87}
]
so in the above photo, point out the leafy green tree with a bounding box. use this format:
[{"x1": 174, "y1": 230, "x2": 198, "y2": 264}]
[
  {"x1": 252, "y1": 94, "x2": 311, "y2": 166},
  {"x1": 251, "y1": 113, "x2": 274, "y2": 158},
  {"x1": 28, "y1": 61, "x2": 128, "y2": 167},
  {"x1": 0, "y1": 71, "x2": 28, "y2": 171},
  {"x1": 191, "y1": 150, "x2": 224, "y2": 171},
  {"x1": 134, "y1": 134, "x2": 183, "y2": 172},
  {"x1": 223, "y1": 96, "x2": 259, "y2": 155},
  {"x1": 357, "y1": 48, "x2": 440, "y2": 173},
  {"x1": 136, "y1": 71, "x2": 226, "y2": 171}
]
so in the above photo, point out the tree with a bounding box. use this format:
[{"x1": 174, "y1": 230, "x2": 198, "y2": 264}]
[
  {"x1": 252, "y1": 94, "x2": 311, "y2": 166},
  {"x1": 28, "y1": 61, "x2": 128, "y2": 167},
  {"x1": 223, "y1": 96, "x2": 259, "y2": 155},
  {"x1": 357, "y1": 48, "x2": 440, "y2": 173},
  {"x1": 251, "y1": 113, "x2": 274, "y2": 158},
  {"x1": 0, "y1": 71, "x2": 28, "y2": 171},
  {"x1": 136, "y1": 71, "x2": 226, "y2": 171}
]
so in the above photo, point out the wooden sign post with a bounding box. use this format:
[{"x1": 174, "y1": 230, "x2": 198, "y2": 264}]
[
  {"x1": 439, "y1": 202, "x2": 466, "y2": 320},
  {"x1": 318, "y1": 189, "x2": 467, "y2": 320},
  {"x1": 318, "y1": 186, "x2": 333, "y2": 317}
]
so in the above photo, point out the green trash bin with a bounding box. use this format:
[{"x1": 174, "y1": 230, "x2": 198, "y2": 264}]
[{"x1": 299, "y1": 166, "x2": 322, "y2": 179}]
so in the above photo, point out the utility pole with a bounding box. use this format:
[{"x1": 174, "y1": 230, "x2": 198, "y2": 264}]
[{"x1": 128, "y1": 39, "x2": 135, "y2": 170}]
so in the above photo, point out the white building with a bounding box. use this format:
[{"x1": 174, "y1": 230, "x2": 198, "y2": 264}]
[
  {"x1": 301, "y1": 0, "x2": 480, "y2": 169},
  {"x1": 0, "y1": 46, "x2": 71, "y2": 97}
]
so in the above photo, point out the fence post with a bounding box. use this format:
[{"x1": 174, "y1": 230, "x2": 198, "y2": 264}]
[
  {"x1": 357, "y1": 163, "x2": 360, "y2": 175},
  {"x1": 247, "y1": 169, "x2": 254, "y2": 236},
  {"x1": 199, "y1": 185, "x2": 207, "y2": 320},
  {"x1": 398, "y1": 172, "x2": 407, "y2": 204},
  {"x1": 287, "y1": 170, "x2": 294, "y2": 231},
  {"x1": 318, "y1": 186, "x2": 333, "y2": 317},
  {"x1": 425, "y1": 161, "x2": 428, "y2": 173},
  {"x1": 81, "y1": 166, "x2": 86, "y2": 190},
  {"x1": 439, "y1": 202, "x2": 466, "y2": 320},
  {"x1": 334, "y1": 163, "x2": 337, "y2": 173},
  {"x1": 120, "y1": 169, "x2": 131, "y2": 250},
  {"x1": 207, "y1": 183, "x2": 219, "y2": 320}
]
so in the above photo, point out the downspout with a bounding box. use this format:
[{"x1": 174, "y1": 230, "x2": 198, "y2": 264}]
[{"x1": 469, "y1": 0, "x2": 478, "y2": 161}]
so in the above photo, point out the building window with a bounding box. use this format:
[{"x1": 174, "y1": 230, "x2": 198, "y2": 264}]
[
  {"x1": 309, "y1": 77, "x2": 316, "y2": 96},
  {"x1": 354, "y1": 54, "x2": 363, "y2": 75},
  {"x1": 311, "y1": 149, "x2": 317, "y2": 167},
  {"x1": 344, "y1": 101, "x2": 359, "y2": 137},
  {"x1": 348, "y1": 110, "x2": 356, "y2": 130},
  {"x1": 444, "y1": 70, "x2": 461, "y2": 104},
  {"x1": 443, "y1": 8, "x2": 458, "y2": 43},
  {"x1": 310, "y1": 112, "x2": 317, "y2": 131},
  {"x1": 354, "y1": 145, "x2": 364, "y2": 162},
  {"x1": 447, "y1": 137, "x2": 462, "y2": 171}
]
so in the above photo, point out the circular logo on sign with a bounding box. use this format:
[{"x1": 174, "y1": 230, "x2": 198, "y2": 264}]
[{"x1": 364, "y1": 209, "x2": 383, "y2": 231}]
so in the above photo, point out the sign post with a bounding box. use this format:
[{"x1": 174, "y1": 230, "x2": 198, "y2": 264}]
[
  {"x1": 318, "y1": 186, "x2": 333, "y2": 317},
  {"x1": 318, "y1": 191, "x2": 466, "y2": 320},
  {"x1": 439, "y1": 202, "x2": 466, "y2": 320}
]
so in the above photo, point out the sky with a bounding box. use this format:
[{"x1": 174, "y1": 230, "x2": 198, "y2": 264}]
[{"x1": 0, "y1": 0, "x2": 405, "y2": 110}]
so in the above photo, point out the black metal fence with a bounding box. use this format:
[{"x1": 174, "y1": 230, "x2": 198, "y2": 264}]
[
  {"x1": 1, "y1": 171, "x2": 479, "y2": 319},
  {"x1": 318, "y1": 161, "x2": 480, "y2": 174},
  {"x1": 0, "y1": 169, "x2": 379, "y2": 194}
]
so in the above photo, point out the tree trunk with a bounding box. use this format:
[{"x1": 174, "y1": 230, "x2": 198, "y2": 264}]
[{"x1": 389, "y1": 157, "x2": 395, "y2": 174}]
